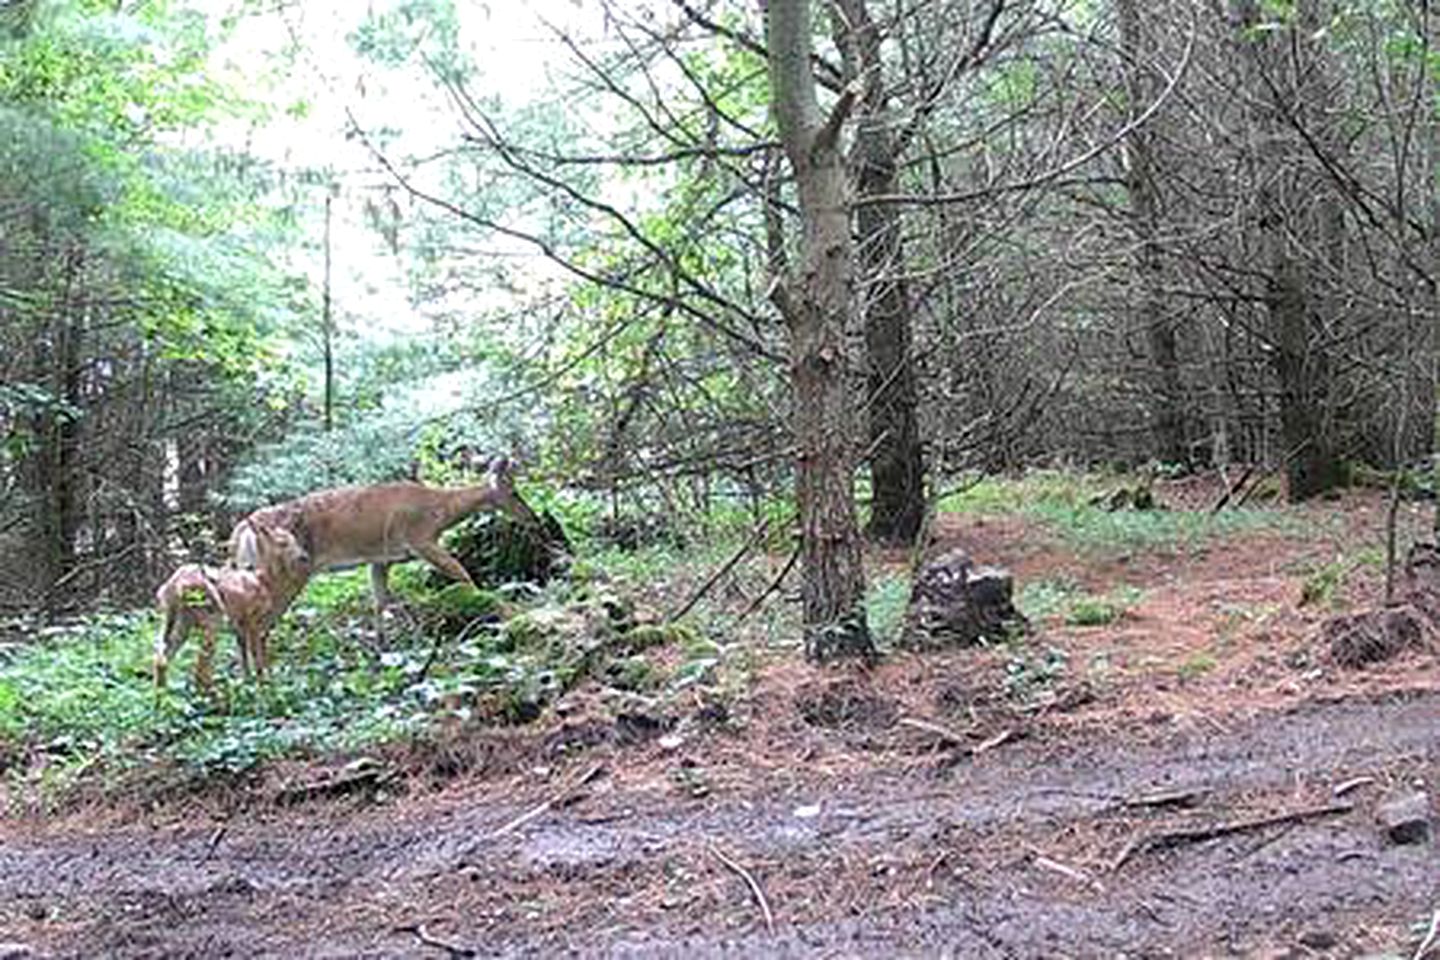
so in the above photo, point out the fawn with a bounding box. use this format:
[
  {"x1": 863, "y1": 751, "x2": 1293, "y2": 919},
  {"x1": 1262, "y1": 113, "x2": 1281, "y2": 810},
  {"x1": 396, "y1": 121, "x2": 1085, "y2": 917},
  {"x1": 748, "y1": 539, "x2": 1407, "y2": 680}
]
[{"x1": 154, "y1": 524, "x2": 312, "y2": 690}]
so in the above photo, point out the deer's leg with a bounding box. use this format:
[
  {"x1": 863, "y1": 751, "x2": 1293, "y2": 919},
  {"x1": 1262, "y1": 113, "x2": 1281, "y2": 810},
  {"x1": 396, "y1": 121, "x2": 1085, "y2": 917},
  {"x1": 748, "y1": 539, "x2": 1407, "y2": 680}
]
[
  {"x1": 369, "y1": 562, "x2": 394, "y2": 611},
  {"x1": 238, "y1": 626, "x2": 253, "y2": 678},
  {"x1": 194, "y1": 618, "x2": 217, "y2": 693},
  {"x1": 253, "y1": 625, "x2": 269, "y2": 681},
  {"x1": 154, "y1": 609, "x2": 181, "y2": 689},
  {"x1": 412, "y1": 540, "x2": 478, "y2": 591}
]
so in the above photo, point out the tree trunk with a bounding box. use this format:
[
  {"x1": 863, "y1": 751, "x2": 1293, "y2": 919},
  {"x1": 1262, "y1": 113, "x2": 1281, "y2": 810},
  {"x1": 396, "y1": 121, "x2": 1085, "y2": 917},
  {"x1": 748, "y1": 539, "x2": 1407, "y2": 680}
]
[
  {"x1": 837, "y1": 0, "x2": 925, "y2": 545},
  {"x1": 766, "y1": 0, "x2": 873, "y2": 662},
  {"x1": 1231, "y1": 0, "x2": 1344, "y2": 501},
  {"x1": 1118, "y1": 0, "x2": 1185, "y2": 467}
]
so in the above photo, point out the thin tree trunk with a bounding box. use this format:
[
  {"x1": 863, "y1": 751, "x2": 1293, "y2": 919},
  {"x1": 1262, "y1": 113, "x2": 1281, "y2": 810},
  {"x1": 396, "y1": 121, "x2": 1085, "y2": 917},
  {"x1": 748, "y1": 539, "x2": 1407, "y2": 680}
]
[
  {"x1": 766, "y1": 0, "x2": 873, "y2": 661},
  {"x1": 322, "y1": 189, "x2": 335, "y2": 433}
]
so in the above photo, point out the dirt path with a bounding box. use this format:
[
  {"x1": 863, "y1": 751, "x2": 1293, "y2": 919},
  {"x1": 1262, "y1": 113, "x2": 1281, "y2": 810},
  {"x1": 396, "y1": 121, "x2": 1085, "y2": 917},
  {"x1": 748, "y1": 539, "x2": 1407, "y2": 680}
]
[{"x1": 0, "y1": 689, "x2": 1435, "y2": 958}]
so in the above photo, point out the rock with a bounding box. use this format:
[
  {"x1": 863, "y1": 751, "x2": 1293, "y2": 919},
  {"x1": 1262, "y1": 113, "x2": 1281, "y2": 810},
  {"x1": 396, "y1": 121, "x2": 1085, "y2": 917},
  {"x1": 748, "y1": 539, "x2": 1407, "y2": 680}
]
[
  {"x1": 898, "y1": 548, "x2": 1024, "y2": 650},
  {"x1": 1376, "y1": 791, "x2": 1432, "y2": 845},
  {"x1": 1297, "y1": 929, "x2": 1337, "y2": 950},
  {"x1": 0, "y1": 943, "x2": 34, "y2": 960},
  {"x1": 1089, "y1": 485, "x2": 1157, "y2": 512}
]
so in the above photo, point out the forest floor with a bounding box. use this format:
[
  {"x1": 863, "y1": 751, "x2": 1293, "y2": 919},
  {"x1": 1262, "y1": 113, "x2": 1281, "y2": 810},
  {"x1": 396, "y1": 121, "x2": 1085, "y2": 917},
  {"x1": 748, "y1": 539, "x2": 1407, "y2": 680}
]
[{"x1": 1, "y1": 479, "x2": 1438, "y2": 958}]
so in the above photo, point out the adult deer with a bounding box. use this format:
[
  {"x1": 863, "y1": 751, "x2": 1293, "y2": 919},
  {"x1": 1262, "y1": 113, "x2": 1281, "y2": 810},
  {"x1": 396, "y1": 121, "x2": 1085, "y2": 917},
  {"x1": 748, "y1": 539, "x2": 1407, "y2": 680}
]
[
  {"x1": 230, "y1": 457, "x2": 539, "y2": 610},
  {"x1": 154, "y1": 524, "x2": 312, "y2": 690}
]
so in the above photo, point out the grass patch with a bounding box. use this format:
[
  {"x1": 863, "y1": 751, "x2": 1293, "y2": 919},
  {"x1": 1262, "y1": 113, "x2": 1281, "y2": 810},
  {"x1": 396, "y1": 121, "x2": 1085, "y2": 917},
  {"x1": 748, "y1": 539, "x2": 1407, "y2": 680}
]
[
  {"x1": 1017, "y1": 578, "x2": 1141, "y2": 627},
  {"x1": 867, "y1": 571, "x2": 912, "y2": 646},
  {"x1": 941, "y1": 470, "x2": 1295, "y2": 554},
  {"x1": 1065, "y1": 586, "x2": 1143, "y2": 627},
  {"x1": 1177, "y1": 652, "x2": 1217, "y2": 681},
  {"x1": 1016, "y1": 576, "x2": 1081, "y2": 622},
  {"x1": 1298, "y1": 548, "x2": 1384, "y2": 609}
]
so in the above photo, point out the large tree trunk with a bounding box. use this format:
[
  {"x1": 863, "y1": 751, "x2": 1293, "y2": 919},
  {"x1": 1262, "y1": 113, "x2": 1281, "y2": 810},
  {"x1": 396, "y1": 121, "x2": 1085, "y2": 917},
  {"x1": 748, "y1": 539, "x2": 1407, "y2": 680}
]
[
  {"x1": 837, "y1": 0, "x2": 925, "y2": 546},
  {"x1": 1118, "y1": 0, "x2": 1185, "y2": 467},
  {"x1": 1231, "y1": 0, "x2": 1344, "y2": 501},
  {"x1": 766, "y1": 0, "x2": 873, "y2": 662}
]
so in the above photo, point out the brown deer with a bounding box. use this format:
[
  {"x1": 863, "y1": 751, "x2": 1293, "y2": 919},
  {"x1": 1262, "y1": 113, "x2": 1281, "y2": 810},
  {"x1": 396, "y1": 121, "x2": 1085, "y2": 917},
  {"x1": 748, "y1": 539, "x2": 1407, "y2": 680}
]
[
  {"x1": 229, "y1": 457, "x2": 539, "y2": 610},
  {"x1": 154, "y1": 524, "x2": 312, "y2": 690}
]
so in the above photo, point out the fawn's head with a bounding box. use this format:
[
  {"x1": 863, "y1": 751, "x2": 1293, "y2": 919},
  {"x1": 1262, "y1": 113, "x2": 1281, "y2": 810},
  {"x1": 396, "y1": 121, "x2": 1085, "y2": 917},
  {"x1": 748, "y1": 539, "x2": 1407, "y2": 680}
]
[{"x1": 249, "y1": 523, "x2": 311, "y2": 583}]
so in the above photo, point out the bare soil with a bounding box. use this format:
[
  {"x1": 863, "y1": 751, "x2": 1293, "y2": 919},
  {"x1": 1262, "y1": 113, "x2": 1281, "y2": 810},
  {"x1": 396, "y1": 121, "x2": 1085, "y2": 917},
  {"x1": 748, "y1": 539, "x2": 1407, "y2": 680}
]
[{"x1": 2, "y1": 482, "x2": 1438, "y2": 959}]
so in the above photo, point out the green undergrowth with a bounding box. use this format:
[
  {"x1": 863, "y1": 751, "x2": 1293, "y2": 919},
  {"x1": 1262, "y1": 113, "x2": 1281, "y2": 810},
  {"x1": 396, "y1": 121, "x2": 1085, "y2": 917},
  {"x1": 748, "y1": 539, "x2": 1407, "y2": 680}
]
[
  {"x1": 1017, "y1": 577, "x2": 1143, "y2": 626},
  {"x1": 0, "y1": 563, "x2": 719, "y2": 809},
  {"x1": 941, "y1": 470, "x2": 1296, "y2": 555}
]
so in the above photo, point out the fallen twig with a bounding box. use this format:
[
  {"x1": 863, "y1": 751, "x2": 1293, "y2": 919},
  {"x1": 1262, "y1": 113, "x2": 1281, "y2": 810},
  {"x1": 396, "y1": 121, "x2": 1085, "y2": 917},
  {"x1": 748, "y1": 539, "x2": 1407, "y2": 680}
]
[
  {"x1": 898, "y1": 717, "x2": 1015, "y2": 757},
  {"x1": 898, "y1": 715, "x2": 971, "y2": 745},
  {"x1": 973, "y1": 728, "x2": 1015, "y2": 756},
  {"x1": 1414, "y1": 908, "x2": 1440, "y2": 960},
  {"x1": 1029, "y1": 847, "x2": 1104, "y2": 893},
  {"x1": 1109, "y1": 801, "x2": 1353, "y2": 872},
  {"x1": 394, "y1": 922, "x2": 476, "y2": 958},
  {"x1": 200, "y1": 824, "x2": 228, "y2": 864},
  {"x1": 1332, "y1": 776, "x2": 1376, "y2": 798},
  {"x1": 489, "y1": 763, "x2": 605, "y2": 840},
  {"x1": 708, "y1": 841, "x2": 775, "y2": 935},
  {"x1": 1123, "y1": 788, "x2": 1204, "y2": 810}
]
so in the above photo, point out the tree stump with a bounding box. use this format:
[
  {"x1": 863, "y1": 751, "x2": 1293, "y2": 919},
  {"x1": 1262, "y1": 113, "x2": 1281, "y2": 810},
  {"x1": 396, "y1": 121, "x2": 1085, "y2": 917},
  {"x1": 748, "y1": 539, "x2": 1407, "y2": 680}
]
[{"x1": 898, "y1": 548, "x2": 1024, "y2": 650}]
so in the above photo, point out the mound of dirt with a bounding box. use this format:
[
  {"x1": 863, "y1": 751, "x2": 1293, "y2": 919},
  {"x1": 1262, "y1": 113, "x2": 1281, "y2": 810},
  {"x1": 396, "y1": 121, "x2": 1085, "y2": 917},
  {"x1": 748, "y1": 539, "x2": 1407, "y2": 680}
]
[
  {"x1": 795, "y1": 679, "x2": 898, "y2": 731},
  {"x1": 1323, "y1": 542, "x2": 1440, "y2": 668},
  {"x1": 1323, "y1": 603, "x2": 1435, "y2": 668}
]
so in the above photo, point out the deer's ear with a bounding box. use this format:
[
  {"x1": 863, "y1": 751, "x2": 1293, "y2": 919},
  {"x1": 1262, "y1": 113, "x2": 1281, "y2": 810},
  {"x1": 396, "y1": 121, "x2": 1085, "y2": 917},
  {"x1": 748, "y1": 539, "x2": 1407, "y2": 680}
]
[{"x1": 487, "y1": 456, "x2": 515, "y2": 483}]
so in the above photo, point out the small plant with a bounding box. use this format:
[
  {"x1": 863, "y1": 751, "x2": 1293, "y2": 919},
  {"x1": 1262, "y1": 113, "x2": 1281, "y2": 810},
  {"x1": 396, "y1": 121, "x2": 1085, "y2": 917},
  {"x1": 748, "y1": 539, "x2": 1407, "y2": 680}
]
[
  {"x1": 1064, "y1": 586, "x2": 1142, "y2": 626},
  {"x1": 1016, "y1": 576, "x2": 1080, "y2": 622},
  {"x1": 1177, "y1": 652, "x2": 1217, "y2": 681},
  {"x1": 866, "y1": 572, "x2": 912, "y2": 646},
  {"x1": 1003, "y1": 644, "x2": 1068, "y2": 703},
  {"x1": 1299, "y1": 557, "x2": 1350, "y2": 608}
]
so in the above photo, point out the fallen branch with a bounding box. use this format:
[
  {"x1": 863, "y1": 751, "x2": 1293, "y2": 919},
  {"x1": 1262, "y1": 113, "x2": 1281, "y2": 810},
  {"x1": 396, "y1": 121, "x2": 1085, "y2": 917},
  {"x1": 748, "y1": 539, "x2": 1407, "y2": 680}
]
[
  {"x1": 973, "y1": 728, "x2": 1015, "y2": 756},
  {"x1": 1414, "y1": 908, "x2": 1440, "y2": 960},
  {"x1": 1123, "y1": 788, "x2": 1204, "y2": 810},
  {"x1": 898, "y1": 717, "x2": 1015, "y2": 758},
  {"x1": 898, "y1": 715, "x2": 971, "y2": 745},
  {"x1": 1210, "y1": 462, "x2": 1257, "y2": 514},
  {"x1": 275, "y1": 763, "x2": 393, "y2": 807},
  {"x1": 489, "y1": 763, "x2": 605, "y2": 840},
  {"x1": 1109, "y1": 802, "x2": 1353, "y2": 872},
  {"x1": 200, "y1": 824, "x2": 228, "y2": 864},
  {"x1": 708, "y1": 841, "x2": 775, "y2": 935},
  {"x1": 394, "y1": 922, "x2": 476, "y2": 958}
]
